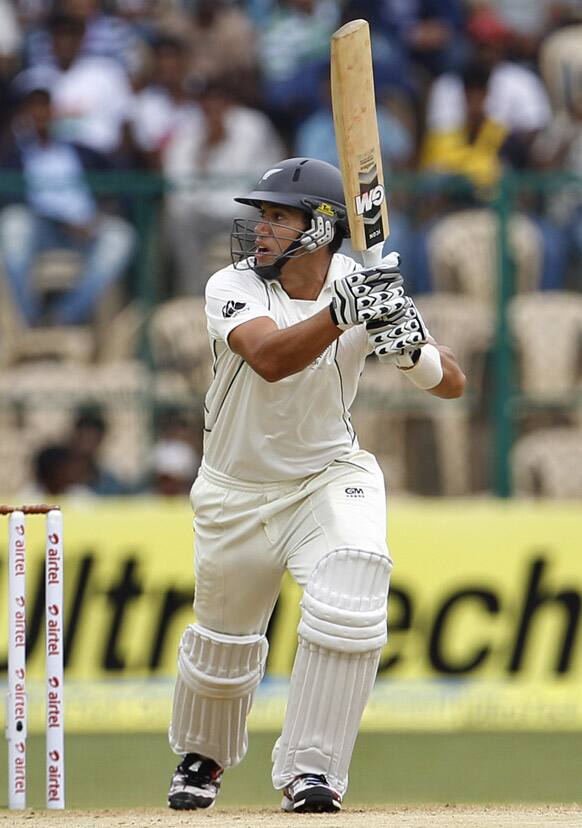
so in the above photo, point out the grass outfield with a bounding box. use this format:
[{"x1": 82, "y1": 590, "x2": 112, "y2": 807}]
[{"x1": 1, "y1": 732, "x2": 580, "y2": 810}]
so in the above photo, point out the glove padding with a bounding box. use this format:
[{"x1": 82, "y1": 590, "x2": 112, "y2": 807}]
[
  {"x1": 367, "y1": 297, "x2": 429, "y2": 364},
  {"x1": 330, "y1": 253, "x2": 406, "y2": 330}
]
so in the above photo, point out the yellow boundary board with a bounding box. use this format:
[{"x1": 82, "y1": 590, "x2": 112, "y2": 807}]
[{"x1": 1, "y1": 498, "x2": 581, "y2": 731}]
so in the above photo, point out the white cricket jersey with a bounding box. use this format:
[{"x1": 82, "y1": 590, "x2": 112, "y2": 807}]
[{"x1": 203, "y1": 253, "x2": 370, "y2": 482}]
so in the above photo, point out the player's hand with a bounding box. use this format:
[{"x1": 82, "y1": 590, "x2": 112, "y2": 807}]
[
  {"x1": 366, "y1": 297, "x2": 429, "y2": 364},
  {"x1": 329, "y1": 252, "x2": 406, "y2": 330}
]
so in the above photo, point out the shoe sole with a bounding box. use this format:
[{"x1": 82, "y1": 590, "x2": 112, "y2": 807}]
[
  {"x1": 168, "y1": 793, "x2": 216, "y2": 810},
  {"x1": 282, "y1": 788, "x2": 342, "y2": 813},
  {"x1": 293, "y1": 796, "x2": 341, "y2": 813}
]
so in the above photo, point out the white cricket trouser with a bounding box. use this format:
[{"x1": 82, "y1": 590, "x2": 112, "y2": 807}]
[{"x1": 190, "y1": 449, "x2": 390, "y2": 634}]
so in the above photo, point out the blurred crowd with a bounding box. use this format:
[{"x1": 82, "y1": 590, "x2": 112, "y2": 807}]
[
  {"x1": 1, "y1": 0, "x2": 582, "y2": 498},
  {"x1": 1, "y1": 0, "x2": 581, "y2": 303}
]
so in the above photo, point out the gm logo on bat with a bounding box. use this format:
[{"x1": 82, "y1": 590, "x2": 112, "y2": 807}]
[{"x1": 355, "y1": 184, "x2": 385, "y2": 216}]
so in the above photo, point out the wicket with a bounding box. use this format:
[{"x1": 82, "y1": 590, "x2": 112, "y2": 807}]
[{"x1": 2, "y1": 504, "x2": 65, "y2": 810}]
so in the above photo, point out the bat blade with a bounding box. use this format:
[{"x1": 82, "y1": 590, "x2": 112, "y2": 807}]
[{"x1": 331, "y1": 18, "x2": 389, "y2": 265}]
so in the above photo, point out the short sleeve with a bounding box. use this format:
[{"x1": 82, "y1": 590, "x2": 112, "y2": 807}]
[{"x1": 205, "y1": 267, "x2": 276, "y2": 345}]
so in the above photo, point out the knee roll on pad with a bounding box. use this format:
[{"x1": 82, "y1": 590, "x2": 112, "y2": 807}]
[
  {"x1": 299, "y1": 547, "x2": 391, "y2": 652},
  {"x1": 169, "y1": 624, "x2": 268, "y2": 768},
  {"x1": 177, "y1": 624, "x2": 268, "y2": 698}
]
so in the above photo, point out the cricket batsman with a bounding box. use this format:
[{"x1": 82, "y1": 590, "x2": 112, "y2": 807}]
[{"x1": 167, "y1": 158, "x2": 465, "y2": 813}]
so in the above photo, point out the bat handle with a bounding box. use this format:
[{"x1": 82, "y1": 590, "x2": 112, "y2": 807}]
[{"x1": 360, "y1": 243, "x2": 384, "y2": 269}]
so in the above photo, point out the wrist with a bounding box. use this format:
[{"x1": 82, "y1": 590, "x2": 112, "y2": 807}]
[{"x1": 329, "y1": 302, "x2": 351, "y2": 331}]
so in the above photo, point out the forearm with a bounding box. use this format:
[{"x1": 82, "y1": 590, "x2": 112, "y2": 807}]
[{"x1": 250, "y1": 308, "x2": 342, "y2": 382}]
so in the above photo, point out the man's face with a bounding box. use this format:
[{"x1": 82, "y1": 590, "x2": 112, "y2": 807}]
[
  {"x1": 21, "y1": 91, "x2": 52, "y2": 134},
  {"x1": 466, "y1": 86, "x2": 487, "y2": 123},
  {"x1": 253, "y1": 203, "x2": 308, "y2": 266},
  {"x1": 61, "y1": 0, "x2": 99, "y2": 19},
  {"x1": 156, "y1": 45, "x2": 187, "y2": 87},
  {"x1": 52, "y1": 26, "x2": 84, "y2": 69}
]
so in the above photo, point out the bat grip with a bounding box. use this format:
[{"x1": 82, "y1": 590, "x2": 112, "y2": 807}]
[{"x1": 360, "y1": 243, "x2": 384, "y2": 269}]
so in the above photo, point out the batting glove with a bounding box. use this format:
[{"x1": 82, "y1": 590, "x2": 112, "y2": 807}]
[
  {"x1": 329, "y1": 253, "x2": 406, "y2": 330},
  {"x1": 366, "y1": 297, "x2": 429, "y2": 364}
]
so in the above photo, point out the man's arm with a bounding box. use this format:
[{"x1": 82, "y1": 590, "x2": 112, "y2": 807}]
[
  {"x1": 228, "y1": 309, "x2": 342, "y2": 383},
  {"x1": 227, "y1": 256, "x2": 407, "y2": 382}
]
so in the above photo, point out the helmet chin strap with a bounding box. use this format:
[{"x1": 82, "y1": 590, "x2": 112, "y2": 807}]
[
  {"x1": 252, "y1": 216, "x2": 334, "y2": 281},
  {"x1": 252, "y1": 238, "x2": 303, "y2": 281}
]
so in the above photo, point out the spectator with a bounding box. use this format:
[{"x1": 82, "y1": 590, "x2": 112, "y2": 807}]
[
  {"x1": 29, "y1": 13, "x2": 136, "y2": 160},
  {"x1": 163, "y1": 74, "x2": 284, "y2": 294},
  {"x1": 67, "y1": 406, "x2": 132, "y2": 495},
  {"x1": 341, "y1": 0, "x2": 468, "y2": 86},
  {"x1": 425, "y1": 7, "x2": 552, "y2": 168},
  {"x1": 25, "y1": 0, "x2": 147, "y2": 80},
  {"x1": 157, "y1": 0, "x2": 258, "y2": 105},
  {"x1": 420, "y1": 61, "x2": 507, "y2": 189},
  {"x1": 533, "y1": 76, "x2": 582, "y2": 290},
  {"x1": 485, "y1": 0, "x2": 557, "y2": 65},
  {"x1": 256, "y1": 0, "x2": 340, "y2": 141},
  {"x1": 0, "y1": 0, "x2": 22, "y2": 133},
  {"x1": 0, "y1": 0, "x2": 22, "y2": 77},
  {"x1": 23, "y1": 443, "x2": 92, "y2": 498},
  {"x1": 151, "y1": 438, "x2": 200, "y2": 496},
  {"x1": 131, "y1": 33, "x2": 198, "y2": 170},
  {"x1": 0, "y1": 78, "x2": 135, "y2": 325}
]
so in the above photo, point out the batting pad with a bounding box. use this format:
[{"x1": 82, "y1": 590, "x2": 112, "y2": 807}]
[
  {"x1": 169, "y1": 624, "x2": 268, "y2": 767},
  {"x1": 272, "y1": 547, "x2": 391, "y2": 795}
]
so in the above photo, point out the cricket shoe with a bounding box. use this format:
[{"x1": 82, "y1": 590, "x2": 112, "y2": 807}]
[
  {"x1": 281, "y1": 773, "x2": 342, "y2": 813},
  {"x1": 168, "y1": 752, "x2": 223, "y2": 810}
]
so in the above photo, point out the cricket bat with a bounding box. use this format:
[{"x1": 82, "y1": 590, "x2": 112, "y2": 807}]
[{"x1": 331, "y1": 19, "x2": 389, "y2": 268}]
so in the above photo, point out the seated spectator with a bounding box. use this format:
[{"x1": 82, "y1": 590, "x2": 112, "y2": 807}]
[
  {"x1": 418, "y1": 45, "x2": 565, "y2": 294},
  {"x1": 0, "y1": 79, "x2": 135, "y2": 325},
  {"x1": 341, "y1": 0, "x2": 469, "y2": 87},
  {"x1": 0, "y1": 0, "x2": 22, "y2": 77},
  {"x1": 420, "y1": 61, "x2": 507, "y2": 189},
  {"x1": 25, "y1": 0, "x2": 147, "y2": 81},
  {"x1": 151, "y1": 438, "x2": 200, "y2": 496},
  {"x1": 157, "y1": 0, "x2": 258, "y2": 105},
  {"x1": 425, "y1": 7, "x2": 551, "y2": 168},
  {"x1": 256, "y1": 0, "x2": 341, "y2": 141},
  {"x1": 485, "y1": 0, "x2": 557, "y2": 65},
  {"x1": 130, "y1": 33, "x2": 198, "y2": 170},
  {"x1": 22, "y1": 443, "x2": 93, "y2": 498},
  {"x1": 532, "y1": 75, "x2": 582, "y2": 290},
  {"x1": 162, "y1": 74, "x2": 284, "y2": 294},
  {"x1": 0, "y1": 0, "x2": 22, "y2": 133},
  {"x1": 28, "y1": 13, "x2": 136, "y2": 161},
  {"x1": 67, "y1": 406, "x2": 132, "y2": 495}
]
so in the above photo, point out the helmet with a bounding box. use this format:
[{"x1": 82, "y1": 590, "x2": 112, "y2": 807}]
[
  {"x1": 234, "y1": 157, "x2": 349, "y2": 234},
  {"x1": 231, "y1": 158, "x2": 349, "y2": 279}
]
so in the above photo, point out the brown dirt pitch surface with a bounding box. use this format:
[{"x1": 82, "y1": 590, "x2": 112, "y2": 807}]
[{"x1": 2, "y1": 805, "x2": 581, "y2": 827}]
